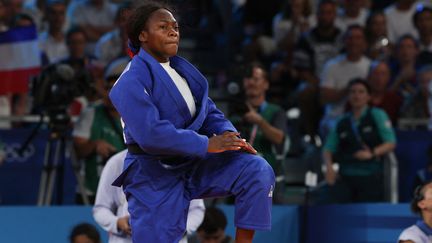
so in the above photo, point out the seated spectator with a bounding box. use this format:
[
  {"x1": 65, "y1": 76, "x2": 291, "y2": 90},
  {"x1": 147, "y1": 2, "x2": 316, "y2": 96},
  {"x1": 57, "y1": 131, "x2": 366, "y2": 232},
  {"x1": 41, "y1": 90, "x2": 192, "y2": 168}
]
[
  {"x1": 69, "y1": 222, "x2": 101, "y2": 243},
  {"x1": 413, "y1": 5, "x2": 432, "y2": 66},
  {"x1": 94, "y1": 1, "x2": 133, "y2": 66},
  {"x1": 399, "y1": 65, "x2": 432, "y2": 129},
  {"x1": 323, "y1": 79, "x2": 396, "y2": 203},
  {"x1": 67, "y1": 0, "x2": 116, "y2": 53},
  {"x1": 291, "y1": 0, "x2": 344, "y2": 136},
  {"x1": 364, "y1": 11, "x2": 392, "y2": 61},
  {"x1": 93, "y1": 149, "x2": 205, "y2": 243},
  {"x1": 320, "y1": 25, "x2": 371, "y2": 136},
  {"x1": 60, "y1": 27, "x2": 103, "y2": 110},
  {"x1": 38, "y1": 0, "x2": 68, "y2": 64},
  {"x1": 73, "y1": 57, "x2": 128, "y2": 204},
  {"x1": 272, "y1": 0, "x2": 313, "y2": 48},
  {"x1": 367, "y1": 60, "x2": 403, "y2": 125},
  {"x1": 398, "y1": 181, "x2": 432, "y2": 243},
  {"x1": 389, "y1": 35, "x2": 421, "y2": 100},
  {"x1": 231, "y1": 62, "x2": 287, "y2": 171},
  {"x1": 293, "y1": 0, "x2": 343, "y2": 79},
  {"x1": 188, "y1": 207, "x2": 234, "y2": 243},
  {"x1": 335, "y1": 0, "x2": 369, "y2": 32},
  {"x1": 22, "y1": 0, "x2": 45, "y2": 32},
  {"x1": 384, "y1": 0, "x2": 418, "y2": 43}
]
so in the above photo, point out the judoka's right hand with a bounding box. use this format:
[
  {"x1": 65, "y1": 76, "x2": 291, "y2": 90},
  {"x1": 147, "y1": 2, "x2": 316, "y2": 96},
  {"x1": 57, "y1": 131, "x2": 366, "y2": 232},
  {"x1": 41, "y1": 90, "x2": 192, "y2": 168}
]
[{"x1": 208, "y1": 131, "x2": 248, "y2": 153}]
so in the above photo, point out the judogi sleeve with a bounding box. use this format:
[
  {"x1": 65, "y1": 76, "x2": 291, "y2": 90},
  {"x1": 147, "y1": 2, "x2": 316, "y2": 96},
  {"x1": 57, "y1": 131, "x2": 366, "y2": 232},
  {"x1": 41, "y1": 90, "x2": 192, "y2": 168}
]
[
  {"x1": 199, "y1": 98, "x2": 237, "y2": 136},
  {"x1": 110, "y1": 76, "x2": 209, "y2": 158}
]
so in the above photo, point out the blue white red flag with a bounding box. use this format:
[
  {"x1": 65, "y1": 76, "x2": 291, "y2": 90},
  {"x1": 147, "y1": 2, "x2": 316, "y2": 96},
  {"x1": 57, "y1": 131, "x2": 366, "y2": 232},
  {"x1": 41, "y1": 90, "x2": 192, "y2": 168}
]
[{"x1": 0, "y1": 25, "x2": 41, "y2": 94}]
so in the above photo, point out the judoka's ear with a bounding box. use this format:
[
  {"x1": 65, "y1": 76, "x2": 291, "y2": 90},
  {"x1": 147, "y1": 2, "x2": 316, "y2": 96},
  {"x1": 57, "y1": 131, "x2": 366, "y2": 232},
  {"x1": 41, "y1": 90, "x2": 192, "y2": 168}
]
[{"x1": 139, "y1": 31, "x2": 148, "y2": 43}]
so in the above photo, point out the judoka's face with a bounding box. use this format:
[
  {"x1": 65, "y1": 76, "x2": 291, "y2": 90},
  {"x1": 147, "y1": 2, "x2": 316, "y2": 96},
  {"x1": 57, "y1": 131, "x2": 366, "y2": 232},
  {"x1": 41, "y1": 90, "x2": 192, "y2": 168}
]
[{"x1": 139, "y1": 9, "x2": 179, "y2": 62}]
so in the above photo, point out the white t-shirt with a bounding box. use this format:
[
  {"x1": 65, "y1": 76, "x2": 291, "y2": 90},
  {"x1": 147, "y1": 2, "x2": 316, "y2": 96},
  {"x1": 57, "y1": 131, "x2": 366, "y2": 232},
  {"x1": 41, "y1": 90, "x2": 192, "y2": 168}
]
[
  {"x1": 321, "y1": 54, "x2": 371, "y2": 118},
  {"x1": 385, "y1": 3, "x2": 419, "y2": 43},
  {"x1": 38, "y1": 32, "x2": 68, "y2": 63},
  {"x1": 398, "y1": 225, "x2": 432, "y2": 243},
  {"x1": 160, "y1": 62, "x2": 196, "y2": 117},
  {"x1": 93, "y1": 150, "x2": 205, "y2": 243},
  {"x1": 335, "y1": 8, "x2": 369, "y2": 33}
]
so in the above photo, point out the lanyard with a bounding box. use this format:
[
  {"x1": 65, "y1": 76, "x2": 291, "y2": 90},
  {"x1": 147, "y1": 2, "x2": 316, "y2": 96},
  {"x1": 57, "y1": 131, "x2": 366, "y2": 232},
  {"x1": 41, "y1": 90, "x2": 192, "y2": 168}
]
[
  {"x1": 248, "y1": 101, "x2": 267, "y2": 146},
  {"x1": 349, "y1": 113, "x2": 363, "y2": 144}
]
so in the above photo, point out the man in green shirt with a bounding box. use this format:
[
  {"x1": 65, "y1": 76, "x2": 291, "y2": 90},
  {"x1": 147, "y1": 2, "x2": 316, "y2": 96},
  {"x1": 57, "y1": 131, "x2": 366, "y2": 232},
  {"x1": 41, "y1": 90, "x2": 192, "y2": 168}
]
[
  {"x1": 73, "y1": 57, "x2": 128, "y2": 204},
  {"x1": 235, "y1": 63, "x2": 287, "y2": 172}
]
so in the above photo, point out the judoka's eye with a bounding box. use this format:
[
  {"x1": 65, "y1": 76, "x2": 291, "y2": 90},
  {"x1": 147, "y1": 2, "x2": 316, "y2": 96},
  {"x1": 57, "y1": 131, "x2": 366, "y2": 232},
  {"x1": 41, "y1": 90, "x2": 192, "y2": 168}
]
[{"x1": 160, "y1": 25, "x2": 168, "y2": 30}]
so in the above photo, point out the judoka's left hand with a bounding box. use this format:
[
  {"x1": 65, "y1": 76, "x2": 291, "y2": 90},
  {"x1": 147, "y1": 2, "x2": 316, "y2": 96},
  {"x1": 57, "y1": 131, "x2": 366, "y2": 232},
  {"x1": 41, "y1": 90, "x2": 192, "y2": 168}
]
[
  {"x1": 241, "y1": 141, "x2": 258, "y2": 155},
  {"x1": 208, "y1": 131, "x2": 248, "y2": 153}
]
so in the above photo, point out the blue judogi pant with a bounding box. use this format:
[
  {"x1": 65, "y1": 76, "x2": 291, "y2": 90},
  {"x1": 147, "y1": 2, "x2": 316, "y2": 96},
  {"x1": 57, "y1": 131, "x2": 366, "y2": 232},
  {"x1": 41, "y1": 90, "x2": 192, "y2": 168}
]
[{"x1": 122, "y1": 151, "x2": 275, "y2": 243}]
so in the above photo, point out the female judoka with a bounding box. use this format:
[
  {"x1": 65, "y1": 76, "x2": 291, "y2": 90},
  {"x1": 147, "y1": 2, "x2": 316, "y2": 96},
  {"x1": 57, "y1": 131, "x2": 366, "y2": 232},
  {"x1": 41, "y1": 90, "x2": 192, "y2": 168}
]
[{"x1": 109, "y1": 1, "x2": 275, "y2": 242}]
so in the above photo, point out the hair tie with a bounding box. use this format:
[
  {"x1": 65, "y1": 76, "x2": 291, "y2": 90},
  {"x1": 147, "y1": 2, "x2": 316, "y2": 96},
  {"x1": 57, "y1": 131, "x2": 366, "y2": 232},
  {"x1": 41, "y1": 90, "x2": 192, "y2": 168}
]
[{"x1": 127, "y1": 39, "x2": 139, "y2": 58}]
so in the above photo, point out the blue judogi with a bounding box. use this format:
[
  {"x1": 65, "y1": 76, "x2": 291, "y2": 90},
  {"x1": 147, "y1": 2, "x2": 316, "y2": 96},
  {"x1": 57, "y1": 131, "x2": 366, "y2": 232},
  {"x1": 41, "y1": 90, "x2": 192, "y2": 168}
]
[{"x1": 109, "y1": 48, "x2": 275, "y2": 243}]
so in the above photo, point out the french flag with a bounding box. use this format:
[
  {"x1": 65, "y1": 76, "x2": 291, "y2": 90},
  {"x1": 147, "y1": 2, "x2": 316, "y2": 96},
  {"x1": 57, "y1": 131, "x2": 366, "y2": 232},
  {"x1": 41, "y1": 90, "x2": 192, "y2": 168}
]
[{"x1": 0, "y1": 25, "x2": 41, "y2": 95}]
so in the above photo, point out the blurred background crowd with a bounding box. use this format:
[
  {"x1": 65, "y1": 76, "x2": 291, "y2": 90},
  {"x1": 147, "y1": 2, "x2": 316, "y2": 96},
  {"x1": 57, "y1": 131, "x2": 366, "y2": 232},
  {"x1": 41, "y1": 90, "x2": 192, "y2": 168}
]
[{"x1": 2, "y1": 0, "x2": 432, "y2": 208}]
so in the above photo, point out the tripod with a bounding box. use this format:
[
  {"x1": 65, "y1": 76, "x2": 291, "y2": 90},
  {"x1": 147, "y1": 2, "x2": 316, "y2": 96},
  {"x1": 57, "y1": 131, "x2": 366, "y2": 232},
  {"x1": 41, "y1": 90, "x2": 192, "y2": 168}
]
[
  {"x1": 19, "y1": 112, "x2": 89, "y2": 205},
  {"x1": 37, "y1": 122, "x2": 89, "y2": 206}
]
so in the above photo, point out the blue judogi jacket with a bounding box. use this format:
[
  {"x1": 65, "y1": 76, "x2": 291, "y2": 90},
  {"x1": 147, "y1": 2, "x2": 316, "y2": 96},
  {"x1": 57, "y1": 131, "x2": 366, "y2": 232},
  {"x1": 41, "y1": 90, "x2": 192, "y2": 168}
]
[{"x1": 109, "y1": 48, "x2": 236, "y2": 184}]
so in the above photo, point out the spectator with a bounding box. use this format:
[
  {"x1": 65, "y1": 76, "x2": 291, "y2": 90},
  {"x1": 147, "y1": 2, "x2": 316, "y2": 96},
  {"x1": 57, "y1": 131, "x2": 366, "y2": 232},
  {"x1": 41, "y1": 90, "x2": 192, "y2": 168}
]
[
  {"x1": 38, "y1": 0, "x2": 68, "y2": 64},
  {"x1": 188, "y1": 207, "x2": 234, "y2": 243},
  {"x1": 60, "y1": 27, "x2": 103, "y2": 108},
  {"x1": 398, "y1": 181, "x2": 432, "y2": 243},
  {"x1": 68, "y1": 0, "x2": 116, "y2": 53},
  {"x1": 335, "y1": 0, "x2": 369, "y2": 32},
  {"x1": 22, "y1": 0, "x2": 45, "y2": 32},
  {"x1": 94, "y1": 1, "x2": 133, "y2": 65},
  {"x1": 232, "y1": 62, "x2": 287, "y2": 171},
  {"x1": 93, "y1": 149, "x2": 206, "y2": 243},
  {"x1": 272, "y1": 0, "x2": 313, "y2": 48},
  {"x1": 292, "y1": 0, "x2": 344, "y2": 136},
  {"x1": 390, "y1": 35, "x2": 420, "y2": 100},
  {"x1": 69, "y1": 222, "x2": 101, "y2": 243},
  {"x1": 73, "y1": 57, "x2": 127, "y2": 204},
  {"x1": 413, "y1": 5, "x2": 432, "y2": 66},
  {"x1": 293, "y1": 0, "x2": 343, "y2": 79},
  {"x1": 364, "y1": 11, "x2": 392, "y2": 61},
  {"x1": 323, "y1": 79, "x2": 396, "y2": 203},
  {"x1": 384, "y1": 0, "x2": 418, "y2": 43},
  {"x1": 367, "y1": 60, "x2": 403, "y2": 125},
  {"x1": 320, "y1": 25, "x2": 371, "y2": 136},
  {"x1": 399, "y1": 65, "x2": 432, "y2": 129}
]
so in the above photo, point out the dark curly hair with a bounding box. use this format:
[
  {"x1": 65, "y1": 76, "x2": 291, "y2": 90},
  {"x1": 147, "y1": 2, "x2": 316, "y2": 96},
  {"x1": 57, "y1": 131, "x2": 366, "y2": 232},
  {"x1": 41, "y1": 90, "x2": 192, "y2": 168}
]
[{"x1": 127, "y1": 1, "x2": 174, "y2": 50}]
